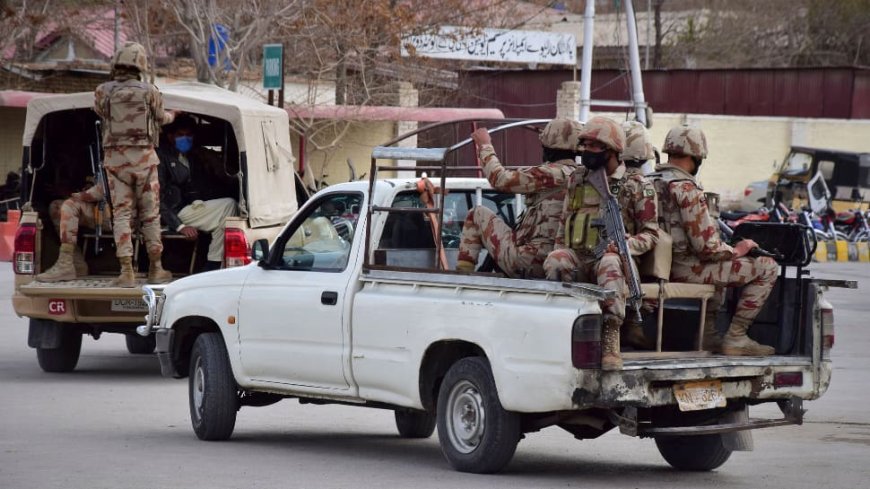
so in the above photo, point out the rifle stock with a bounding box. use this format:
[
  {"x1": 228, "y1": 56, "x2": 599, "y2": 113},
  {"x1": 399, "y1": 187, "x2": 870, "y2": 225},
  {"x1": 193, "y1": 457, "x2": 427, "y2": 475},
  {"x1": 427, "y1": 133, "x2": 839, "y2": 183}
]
[{"x1": 587, "y1": 168, "x2": 644, "y2": 323}]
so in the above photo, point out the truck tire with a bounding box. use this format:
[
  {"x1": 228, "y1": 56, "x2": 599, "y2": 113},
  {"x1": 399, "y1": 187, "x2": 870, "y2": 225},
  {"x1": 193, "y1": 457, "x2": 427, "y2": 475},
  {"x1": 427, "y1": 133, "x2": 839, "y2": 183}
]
[
  {"x1": 125, "y1": 333, "x2": 156, "y2": 354},
  {"x1": 436, "y1": 357, "x2": 521, "y2": 473},
  {"x1": 189, "y1": 333, "x2": 238, "y2": 441},
  {"x1": 655, "y1": 434, "x2": 733, "y2": 471},
  {"x1": 36, "y1": 329, "x2": 82, "y2": 373},
  {"x1": 394, "y1": 410, "x2": 436, "y2": 438}
]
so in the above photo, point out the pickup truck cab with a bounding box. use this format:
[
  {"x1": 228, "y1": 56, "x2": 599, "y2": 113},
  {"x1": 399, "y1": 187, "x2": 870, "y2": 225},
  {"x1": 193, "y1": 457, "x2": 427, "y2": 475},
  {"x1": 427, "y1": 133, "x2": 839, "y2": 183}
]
[
  {"x1": 12, "y1": 82, "x2": 297, "y2": 372},
  {"x1": 145, "y1": 120, "x2": 853, "y2": 474}
]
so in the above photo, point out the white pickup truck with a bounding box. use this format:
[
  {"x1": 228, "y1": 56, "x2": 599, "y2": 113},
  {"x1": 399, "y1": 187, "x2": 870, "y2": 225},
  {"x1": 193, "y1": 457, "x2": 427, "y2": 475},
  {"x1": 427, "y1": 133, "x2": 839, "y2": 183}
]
[{"x1": 143, "y1": 122, "x2": 853, "y2": 474}]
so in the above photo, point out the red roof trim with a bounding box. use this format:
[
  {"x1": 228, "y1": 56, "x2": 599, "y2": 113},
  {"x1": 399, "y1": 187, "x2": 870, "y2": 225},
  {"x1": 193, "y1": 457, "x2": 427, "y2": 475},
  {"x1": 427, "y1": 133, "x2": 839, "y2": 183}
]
[{"x1": 286, "y1": 104, "x2": 505, "y2": 122}]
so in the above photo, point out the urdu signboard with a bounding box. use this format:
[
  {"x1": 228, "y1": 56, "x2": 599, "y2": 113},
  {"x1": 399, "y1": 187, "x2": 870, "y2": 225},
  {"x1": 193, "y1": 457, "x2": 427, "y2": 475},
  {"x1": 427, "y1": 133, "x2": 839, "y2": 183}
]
[{"x1": 402, "y1": 26, "x2": 576, "y2": 66}]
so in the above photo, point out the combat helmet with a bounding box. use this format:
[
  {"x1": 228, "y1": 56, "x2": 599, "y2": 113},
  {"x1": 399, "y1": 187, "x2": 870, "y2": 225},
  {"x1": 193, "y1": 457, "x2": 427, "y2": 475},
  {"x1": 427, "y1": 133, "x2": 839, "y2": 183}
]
[
  {"x1": 111, "y1": 41, "x2": 148, "y2": 73},
  {"x1": 578, "y1": 116, "x2": 625, "y2": 153},
  {"x1": 620, "y1": 120, "x2": 655, "y2": 162},
  {"x1": 663, "y1": 125, "x2": 708, "y2": 159},
  {"x1": 539, "y1": 118, "x2": 583, "y2": 151}
]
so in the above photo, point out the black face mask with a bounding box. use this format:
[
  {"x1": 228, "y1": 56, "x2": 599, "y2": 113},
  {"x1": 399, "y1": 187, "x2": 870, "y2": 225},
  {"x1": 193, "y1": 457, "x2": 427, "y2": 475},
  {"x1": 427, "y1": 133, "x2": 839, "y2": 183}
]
[
  {"x1": 690, "y1": 156, "x2": 703, "y2": 176},
  {"x1": 581, "y1": 150, "x2": 609, "y2": 170}
]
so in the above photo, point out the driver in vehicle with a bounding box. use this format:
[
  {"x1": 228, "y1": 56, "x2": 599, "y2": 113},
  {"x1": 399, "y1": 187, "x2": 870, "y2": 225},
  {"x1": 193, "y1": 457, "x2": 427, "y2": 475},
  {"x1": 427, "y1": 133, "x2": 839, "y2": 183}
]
[{"x1": 157, "y1": 115, "x2": 238, "y2": 271}]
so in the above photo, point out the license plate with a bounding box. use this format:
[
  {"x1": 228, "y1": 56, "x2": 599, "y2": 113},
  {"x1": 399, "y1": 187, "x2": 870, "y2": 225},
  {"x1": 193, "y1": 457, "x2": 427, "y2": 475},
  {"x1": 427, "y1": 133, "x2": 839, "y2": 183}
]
[
  {"x1": 673, "y1": 380, "x2": 726, "y2": 412},
  {"x1": 111, "y1": 298, "x2": 148, "y2": 312}
]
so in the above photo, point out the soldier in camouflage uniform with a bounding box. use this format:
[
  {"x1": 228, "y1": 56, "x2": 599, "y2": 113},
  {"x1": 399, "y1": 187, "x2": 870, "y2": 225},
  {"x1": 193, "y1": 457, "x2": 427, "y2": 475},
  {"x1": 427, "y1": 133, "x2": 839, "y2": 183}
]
[
  {"x1": 456, "y1": 118, "x2": 583, "y2": 278},
  {"x1": 35, "y1": 185, "x2": 112, "y2": 282},
  {"x1": 544, "y1": 116, "x2": 659, "y2": 370},
  {"x1": 618, "y1": 120, "x2": 659, "y2": 350},
  {"x1": 94, "y1": 41, "x2": 175, "y2": 287},
  {"x1": 652, "y1": 125, "x2": 778, "y2": 356}
]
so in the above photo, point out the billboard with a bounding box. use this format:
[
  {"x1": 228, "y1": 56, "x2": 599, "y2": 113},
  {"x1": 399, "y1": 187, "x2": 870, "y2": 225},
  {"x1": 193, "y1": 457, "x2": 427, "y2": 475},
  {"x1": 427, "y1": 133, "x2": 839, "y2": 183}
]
[{"x1": 402, "y1": 26, "x2": 576, "y2": 66}]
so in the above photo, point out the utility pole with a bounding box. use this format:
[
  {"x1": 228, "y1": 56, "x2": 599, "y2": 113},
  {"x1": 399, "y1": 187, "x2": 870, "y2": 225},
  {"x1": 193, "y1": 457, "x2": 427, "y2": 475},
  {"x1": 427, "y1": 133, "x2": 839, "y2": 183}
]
[
  {"x1": 625, "y1": 0, "x2": 648, "y2": 126},
  {"x1": 578, "y1": 0, "x2": 595, "y2": 123}
]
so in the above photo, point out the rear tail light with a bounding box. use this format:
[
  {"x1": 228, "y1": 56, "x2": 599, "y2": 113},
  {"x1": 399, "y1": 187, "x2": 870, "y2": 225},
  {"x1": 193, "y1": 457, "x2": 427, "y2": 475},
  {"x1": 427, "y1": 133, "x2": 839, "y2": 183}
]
[
  {"x1": 773, "y1": 371, "x2": 804, "y2": 388},
  {"x1": 224, "y1": 228, "x2": 251, "y2": 268},
  {"x1": 744, "y1": 187, "x2": 752, "y2": 197},
  {"x1": 821, "y1": 306, "x2": 834, "y2": 354},
  {"x1": 571, "y1": 315, "x2": 602, "y2": 369},
  {"x1": 14, "y1": 223, "x2": 37, "y2": 275}
]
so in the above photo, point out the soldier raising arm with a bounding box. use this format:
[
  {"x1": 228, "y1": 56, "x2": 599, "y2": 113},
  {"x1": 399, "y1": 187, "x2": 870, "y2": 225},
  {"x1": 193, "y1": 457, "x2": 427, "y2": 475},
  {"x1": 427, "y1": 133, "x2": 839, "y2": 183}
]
[{"x1": 455, "y1": 118, "x2": 582, "y2": 279}]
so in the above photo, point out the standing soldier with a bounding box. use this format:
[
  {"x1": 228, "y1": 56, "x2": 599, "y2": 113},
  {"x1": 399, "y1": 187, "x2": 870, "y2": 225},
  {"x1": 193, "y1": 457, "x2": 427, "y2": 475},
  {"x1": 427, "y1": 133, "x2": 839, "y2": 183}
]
[
  {"x1": 94, "y1": 41, "x2": 175, "y2": 287},
  {"x1": 652, "y1": 125, "x2": 778, "y2": 356},
  {"x1": 456, "y1": 118, "x2": 583, "y2": 278},
  {"x1": 618, "y1": 120, "x2": 660, "y2": 349},
  {"x1": 544, "y1": 116, "x2": 658, "y2": 370}
]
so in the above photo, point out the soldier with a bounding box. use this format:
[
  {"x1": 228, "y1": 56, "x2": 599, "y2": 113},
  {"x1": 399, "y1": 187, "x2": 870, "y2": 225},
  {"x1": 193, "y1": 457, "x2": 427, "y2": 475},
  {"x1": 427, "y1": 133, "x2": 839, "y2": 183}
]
[
  {"x1": 455, "y1": 118, "x2": 583, "y2": 278},
  {"x1": 158, "y1": 115, "x2": 238, "y2": 271},
  {"x1": 619, "y1": 120, "x2": 660, "y2": 350},
  {"x1": 34, "y1": 185, "x2": 110, "y2": 282},
  {"x1": 544, "y1": 116, "x2": 658, "y2": 370},
  {"x1": 652, "y1": 125, "x2": 778, "y2": 356},
  {"x1": 94, "y1": 41, "x2": 175, "y2": 287}
]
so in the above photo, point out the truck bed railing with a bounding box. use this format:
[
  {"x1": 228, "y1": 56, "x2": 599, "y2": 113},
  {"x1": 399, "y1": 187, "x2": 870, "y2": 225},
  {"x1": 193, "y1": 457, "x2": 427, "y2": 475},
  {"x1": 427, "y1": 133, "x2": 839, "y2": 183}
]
[{"x1": 364, "y1": 118, "x2": 550, "y2": 273}]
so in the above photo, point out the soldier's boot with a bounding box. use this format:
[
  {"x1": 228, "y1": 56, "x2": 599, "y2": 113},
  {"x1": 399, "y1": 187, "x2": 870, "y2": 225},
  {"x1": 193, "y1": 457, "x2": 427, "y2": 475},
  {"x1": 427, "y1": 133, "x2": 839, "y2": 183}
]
[
  {"x1": 35, "y1": 243, "x2": 77, "y2": 282},
  {"x1": 701, "y1": 310, "x2": 723, "y2": 353},
  {"x1": 621, "y1": 319, "x2": 655, "y2": 350},
  {"x1": 72, "y1": 246, "x2": 89, "y2": 277},
  {"x1": 601, "y1": 315, "x2": 623, "y2": 371},
  {"x1": 456, "y1": 260, "x2": 475, "y2": 273},
  {"x1": 721, "y1": 317, "x2": 775, "y2": 356},
  {"x1": 147, "y1": 253, "x2": 173, "y2": 284},
  {"x1": 111, "y1": 256, "x2": 137, "y2": 288}
]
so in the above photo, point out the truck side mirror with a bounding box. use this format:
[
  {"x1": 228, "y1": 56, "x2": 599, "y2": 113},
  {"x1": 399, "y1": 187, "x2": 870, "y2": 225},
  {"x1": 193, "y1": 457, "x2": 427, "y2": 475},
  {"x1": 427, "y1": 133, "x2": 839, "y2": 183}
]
[{"x1": 252, "y1": 239, "x2": 270, "y2": 263}]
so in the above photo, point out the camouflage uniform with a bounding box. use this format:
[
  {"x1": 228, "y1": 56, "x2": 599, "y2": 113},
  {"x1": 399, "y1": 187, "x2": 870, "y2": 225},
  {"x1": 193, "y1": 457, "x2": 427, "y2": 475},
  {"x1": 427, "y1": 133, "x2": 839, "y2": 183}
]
[
  {"x1": 654, "y1": 125, "x2": 778, "y2": 356},
  {"x1": 544, "y1": 116, "x2": 651, "y2": 370},
  {"x1": 34, "y1": 185, "x2": 110, "y2": 282},
  {"x1": 48, "y1": 185, "x2": 113, "y2": 246},
  {"x1": 544, "y1": 163, "x2": 659, "y2": 318},
  {"x1": 456, "y1": 119, "x2": 581, "y2": 278},
  {"x1": 94, "y1": 42, "x2": 174, "y2": 286},
  {"x1": 617, "y1": 121, "x2": 660, "y2": 349}
]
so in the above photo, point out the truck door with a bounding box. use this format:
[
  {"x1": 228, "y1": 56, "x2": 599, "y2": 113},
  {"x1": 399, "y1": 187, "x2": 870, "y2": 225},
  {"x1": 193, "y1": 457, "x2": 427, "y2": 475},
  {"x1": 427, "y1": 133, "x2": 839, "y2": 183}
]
[{"x1": 237, "y1": 191, "x2": 363, "y2": 390}]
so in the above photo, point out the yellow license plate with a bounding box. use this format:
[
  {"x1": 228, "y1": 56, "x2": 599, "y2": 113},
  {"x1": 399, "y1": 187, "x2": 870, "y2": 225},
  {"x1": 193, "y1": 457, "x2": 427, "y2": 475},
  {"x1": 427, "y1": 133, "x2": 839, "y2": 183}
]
[{"x1": 673, "y1": 380, "x2": 726, "y2": 412}]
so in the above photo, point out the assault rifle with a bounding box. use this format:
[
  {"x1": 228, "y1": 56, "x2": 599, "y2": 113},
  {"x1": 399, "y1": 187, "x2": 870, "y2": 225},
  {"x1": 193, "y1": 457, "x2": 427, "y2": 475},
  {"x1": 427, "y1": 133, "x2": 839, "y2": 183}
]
[
  {"x1": 587, "y1": 168, "x2": 644, "y2": 323},
  {"x1": 89, "y1": 120, "x2": 112, "y2": 254}
]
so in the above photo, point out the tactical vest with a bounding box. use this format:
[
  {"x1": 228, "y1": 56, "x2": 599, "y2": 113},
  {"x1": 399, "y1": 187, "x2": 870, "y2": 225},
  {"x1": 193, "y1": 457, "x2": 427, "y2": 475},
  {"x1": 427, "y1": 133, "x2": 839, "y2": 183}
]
[
  {"x1": 100, "y1": 79, "x2": 159, "y2": 148},
  {"x1": 563, "y1": 170, "x2": 620, "y2": 252}
]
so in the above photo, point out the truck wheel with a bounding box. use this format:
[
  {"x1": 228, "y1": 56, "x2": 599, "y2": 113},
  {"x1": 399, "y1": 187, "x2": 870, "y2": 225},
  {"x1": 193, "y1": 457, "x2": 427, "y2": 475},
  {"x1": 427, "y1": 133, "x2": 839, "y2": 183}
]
[
  {"x1": 655, "y1": 434, "x2": 733, "y2": 471},
  {"x1": 125, "y1": 333, "x2": 156, "y2": 354},
  {"x1": 189, "y1": 333, "x2": 238, "y2": 441},
  {"x1": 36, "y1": 329, "x2": 82, "y2": 373},
  {"x1": 436, "y1": 357, "x2": 521, "y2": 473},
  {"x1": 394, "y1": 410, "x2": 436, "y2": 438}
]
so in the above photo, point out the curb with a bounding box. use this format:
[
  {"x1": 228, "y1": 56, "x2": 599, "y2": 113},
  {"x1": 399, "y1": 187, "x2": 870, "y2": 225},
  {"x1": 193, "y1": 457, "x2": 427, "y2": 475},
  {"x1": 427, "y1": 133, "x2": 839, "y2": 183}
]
[{"x1": 813, "y1": 240, "x2": 870, "y2": 262}]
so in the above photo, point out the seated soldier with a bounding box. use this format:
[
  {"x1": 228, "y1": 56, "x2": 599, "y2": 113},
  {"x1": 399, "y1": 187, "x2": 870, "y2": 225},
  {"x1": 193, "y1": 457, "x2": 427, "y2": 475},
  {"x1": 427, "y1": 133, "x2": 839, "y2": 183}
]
[
  {"x1": 653, "y1": 125, "x2": 778, "y2": 356},
  {"x1": 158, "y1": 115, "x2": 238, "y2": 271},
  {"x1": 456, "y1": 118, "x2": 583, "y2": 278},
  {"x1": 35, "y1": 184, "x2": 110, "y2": 282}
]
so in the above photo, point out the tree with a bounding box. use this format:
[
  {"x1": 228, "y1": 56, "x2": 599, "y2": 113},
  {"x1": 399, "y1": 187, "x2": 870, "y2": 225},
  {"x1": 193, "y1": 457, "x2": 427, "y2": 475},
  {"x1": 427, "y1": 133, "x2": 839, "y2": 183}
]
[{"x1": 161, "y1": 0, "x2": 302, "y2": 90}]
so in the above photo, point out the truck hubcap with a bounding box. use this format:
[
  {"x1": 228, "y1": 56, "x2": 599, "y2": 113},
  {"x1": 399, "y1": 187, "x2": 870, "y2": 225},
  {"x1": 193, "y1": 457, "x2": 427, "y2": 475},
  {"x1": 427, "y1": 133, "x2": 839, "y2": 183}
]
[
  {"x1": 192, "y1": 357, "x2": 205, "y2": 421},
  {"x1": 446, "y1": 380, "x2": 485, "y2": 453}
]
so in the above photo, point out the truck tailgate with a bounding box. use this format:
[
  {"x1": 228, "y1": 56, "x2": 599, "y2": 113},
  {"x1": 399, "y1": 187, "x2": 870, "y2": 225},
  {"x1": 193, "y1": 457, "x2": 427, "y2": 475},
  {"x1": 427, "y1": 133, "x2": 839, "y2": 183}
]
[{"x1": 19, "y1": 278, "x2": 148, "y2": 298}]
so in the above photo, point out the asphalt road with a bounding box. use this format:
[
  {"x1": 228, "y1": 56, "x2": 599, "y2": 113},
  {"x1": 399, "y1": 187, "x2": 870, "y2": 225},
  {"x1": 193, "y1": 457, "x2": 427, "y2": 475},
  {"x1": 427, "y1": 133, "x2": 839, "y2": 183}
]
[{"x1": 1, "y1": 262, "x2": 868, "y2": 489}]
